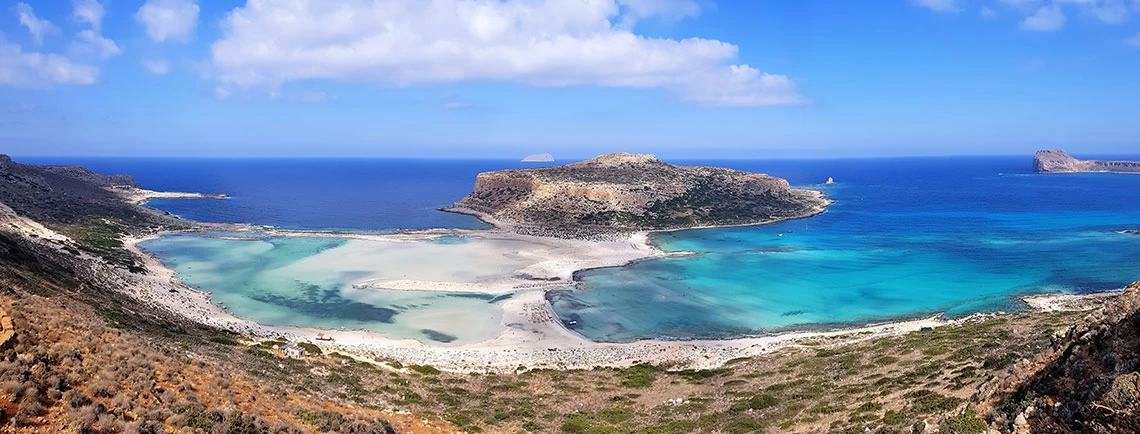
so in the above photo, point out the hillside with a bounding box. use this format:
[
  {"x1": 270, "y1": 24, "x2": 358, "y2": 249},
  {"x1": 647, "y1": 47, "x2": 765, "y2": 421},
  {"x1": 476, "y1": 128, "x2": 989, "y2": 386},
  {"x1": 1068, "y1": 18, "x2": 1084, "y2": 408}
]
[
  {"x1": 0, "y1": 155, "x2": 1137, "y2": 433},
  {"x1": 447, "y1": 153, "x2": 830, "y2": 238}
]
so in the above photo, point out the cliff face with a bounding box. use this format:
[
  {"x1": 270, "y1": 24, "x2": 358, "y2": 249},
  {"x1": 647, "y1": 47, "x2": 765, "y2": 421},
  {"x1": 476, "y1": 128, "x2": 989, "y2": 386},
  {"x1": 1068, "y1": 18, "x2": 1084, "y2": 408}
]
[
  {"x1": 1034, "y1": 150, "x2": 1140, "y2": 174},
  {"x1": 447, "y1": 153, "x2": 830, "y2": 237}
]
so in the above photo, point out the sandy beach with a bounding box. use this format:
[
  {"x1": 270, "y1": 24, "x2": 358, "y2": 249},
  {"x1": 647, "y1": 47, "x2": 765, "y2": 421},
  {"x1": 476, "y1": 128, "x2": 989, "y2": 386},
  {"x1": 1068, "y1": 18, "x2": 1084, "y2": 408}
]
[
  {"x1": 93, "y1": 184, "x2": 1123, "y2": 373},
  {"x1": 111, "y1": 226, "x2": 1120, "y2": 374}
]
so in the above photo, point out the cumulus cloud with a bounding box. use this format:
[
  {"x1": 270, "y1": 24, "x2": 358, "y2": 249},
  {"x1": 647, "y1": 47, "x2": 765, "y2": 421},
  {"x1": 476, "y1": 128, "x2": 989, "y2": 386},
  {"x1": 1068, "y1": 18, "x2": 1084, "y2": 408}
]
[
  {"x1": 912, "y1": 0, "x2": 961, "y2": 12},
  {"x1": 929, "y1": 0, "x2": 1138, "y2": 29},
  {"x1": 73, "y1": 29, "x2": 121, "y2": 58},
  {"x1": 72, "y1": 0, "x2": 106, "y2": 32},
  {"x1": 135, "y1": 0, "x2": 200, "y2": 43},
  {"x1": 143, "y1": 59, "x2": 169, "y2": 75},
  {"x1": 1127, "y1": 33, "x2": 1140, "y2": 46},
  {"x1": 210, "y1": 0, "x2": 803, "y2": 107},
  {"x1": 0, "y1": 37, "x2": 99, "y2": 87},
  {"x1": 15, "y1": 3, "x2": 60, "y2": 45},
  {"x1": 1021, "y1": 4, "x2": 1068, "y2": 30}
]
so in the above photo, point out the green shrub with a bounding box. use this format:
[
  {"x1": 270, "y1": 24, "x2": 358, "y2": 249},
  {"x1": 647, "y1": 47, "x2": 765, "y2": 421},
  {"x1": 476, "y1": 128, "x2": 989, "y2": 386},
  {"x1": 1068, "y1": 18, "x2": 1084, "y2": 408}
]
[
  {"x1": 208, "y1": 336, "x2": 239, "y2": 346},
  {"x1": 731, "y1": 394, "x2": 779, "y2": 412},
  {"x1": 409, "y1": 364, "x2": 441, "y2": 375},
  {"x1": 620, "y1": 364, "x2": 659, "y2": 388},
  {"x1": 938, "y1": 409, "x2": 987, "y2": 434},
  {"x1": 296, "y1": 342, "x2": 322, "y2": 355}
]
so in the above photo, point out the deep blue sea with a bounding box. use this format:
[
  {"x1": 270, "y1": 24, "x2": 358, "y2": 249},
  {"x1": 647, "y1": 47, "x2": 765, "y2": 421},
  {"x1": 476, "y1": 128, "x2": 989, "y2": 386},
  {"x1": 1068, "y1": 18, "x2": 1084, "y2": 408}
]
[{"x1": 24, "y1": 156, "x2": 1140, "y2": 343}]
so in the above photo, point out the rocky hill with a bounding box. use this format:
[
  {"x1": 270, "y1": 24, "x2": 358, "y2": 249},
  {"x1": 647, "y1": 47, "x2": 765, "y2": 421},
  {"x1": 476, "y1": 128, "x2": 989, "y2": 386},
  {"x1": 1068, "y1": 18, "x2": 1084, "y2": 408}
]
[
  {"x1": 982, "y1": 281, "x2": 1140, "y2": 433},
  {"x1": 0, "y1": 154, "x2": 186, "y2": 230},
  {"x1": 1034, "y1": 150, "x2": 1140, "y2": 174},
  {"x1": 447, "y1": 153, "x2": 831, "y2": 238}
]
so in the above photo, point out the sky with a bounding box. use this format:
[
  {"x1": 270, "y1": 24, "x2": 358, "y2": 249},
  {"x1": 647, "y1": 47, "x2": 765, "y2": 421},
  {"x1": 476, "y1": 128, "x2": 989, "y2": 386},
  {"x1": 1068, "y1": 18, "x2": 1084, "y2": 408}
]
[{"x1": 1, "y1": 0, "x2": 1139, "y2": 159}]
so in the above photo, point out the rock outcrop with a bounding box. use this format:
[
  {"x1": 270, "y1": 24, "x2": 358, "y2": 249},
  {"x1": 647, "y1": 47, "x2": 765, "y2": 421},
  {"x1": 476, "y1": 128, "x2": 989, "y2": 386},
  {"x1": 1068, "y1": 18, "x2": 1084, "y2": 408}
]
[
  {"x1": 985, "y1": 281, "x2": 1140, "y2": 433},
  {"x1": 446, "y1": 153, "x2": 830, "y2": 238},
  {"x1": 1033, "y1": 150, "x2": 1140, "y2": 174},
  {"x1": 0, "y1": 154, "x2": 188, "y2": 230}
]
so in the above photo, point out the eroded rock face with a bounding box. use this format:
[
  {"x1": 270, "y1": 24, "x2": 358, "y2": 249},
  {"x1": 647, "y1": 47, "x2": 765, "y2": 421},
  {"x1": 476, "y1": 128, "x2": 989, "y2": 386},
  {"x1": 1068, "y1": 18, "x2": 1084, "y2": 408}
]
[
  {"x1": 987, "y1": 281, "x2": 1140, "y2": 434},
  {"x1": 1034, "y1": 150, "x2": 1140, "y2": 173},
  {"x1": 447, "y1": 153, "x2": 830, "y2": 238}
]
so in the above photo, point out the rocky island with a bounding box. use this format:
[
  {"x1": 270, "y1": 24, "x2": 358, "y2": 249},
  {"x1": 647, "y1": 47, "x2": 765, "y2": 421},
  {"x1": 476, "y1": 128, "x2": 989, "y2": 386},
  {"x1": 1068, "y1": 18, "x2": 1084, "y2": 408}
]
[
  {"x1": 446, "y1": 153, "x2": 831, "y2": 238},
  {"x1": 1034, "y1": 149, "x2": 1140, "y2": 173},
  {"x1": 2, "y1": 154, "x2": 1140, "y2": 433}
]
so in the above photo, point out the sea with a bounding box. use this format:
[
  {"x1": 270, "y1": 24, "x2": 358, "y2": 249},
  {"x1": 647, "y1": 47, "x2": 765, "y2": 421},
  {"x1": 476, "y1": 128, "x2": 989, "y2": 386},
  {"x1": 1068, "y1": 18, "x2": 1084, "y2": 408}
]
[{"x1": 25, "y1": 156, "x2": 1140, "y2": 344}]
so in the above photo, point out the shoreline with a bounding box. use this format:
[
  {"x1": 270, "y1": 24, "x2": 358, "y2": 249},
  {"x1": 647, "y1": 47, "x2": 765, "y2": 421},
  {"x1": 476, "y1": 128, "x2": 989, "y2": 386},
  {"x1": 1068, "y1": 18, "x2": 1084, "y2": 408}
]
[
  {"x1": 108, "y1": 186, "x2": 1125, "y2": 372},
  {"x1": 110, "y1": 186, "x2": 230, "y2": 205},
  {"x1": 120, "y1": 223, "x2": 1126, "y2": 372}
]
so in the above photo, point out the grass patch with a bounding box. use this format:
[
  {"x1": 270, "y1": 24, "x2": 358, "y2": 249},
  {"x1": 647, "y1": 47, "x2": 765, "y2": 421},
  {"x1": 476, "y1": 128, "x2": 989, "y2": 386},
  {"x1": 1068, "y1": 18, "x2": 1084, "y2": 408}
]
[{"x1": 620, "y1": 364, "x2": 660, "y2": 388}]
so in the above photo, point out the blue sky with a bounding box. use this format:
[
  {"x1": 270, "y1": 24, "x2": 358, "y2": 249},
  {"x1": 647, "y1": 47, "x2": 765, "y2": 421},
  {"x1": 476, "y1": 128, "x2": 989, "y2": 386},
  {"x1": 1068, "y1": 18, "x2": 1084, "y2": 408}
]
[{"x1": 2, "y1": 0, "x2": 1139, "y2": 159}]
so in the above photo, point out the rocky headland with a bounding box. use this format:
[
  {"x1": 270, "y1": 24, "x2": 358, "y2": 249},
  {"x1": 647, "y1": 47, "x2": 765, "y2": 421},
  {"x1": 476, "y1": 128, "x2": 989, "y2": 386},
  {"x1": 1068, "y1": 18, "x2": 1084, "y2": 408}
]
[
  {"x1": 446, "y1": 153, "x2": 831, "y2": 238},
  {"x1": 1034, "y1": 149, "x2": 1140, "y2": 174},
  {"x1": 3, "y1": 154, "x2": 1140, "y2": 433}
]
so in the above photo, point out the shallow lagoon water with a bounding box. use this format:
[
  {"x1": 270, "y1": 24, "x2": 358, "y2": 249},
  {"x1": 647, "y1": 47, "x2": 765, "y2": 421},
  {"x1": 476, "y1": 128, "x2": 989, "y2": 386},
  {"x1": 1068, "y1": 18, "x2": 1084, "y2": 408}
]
[
  {"x1": 550, "y1": 159, "x2": 1140, "y2": 342},
  {"x1": 139, "y1": 235, "x2": 511, "y2": 344},
  {"x1": 66, "y1": 156, "x2": 1140, "y2": 344}
]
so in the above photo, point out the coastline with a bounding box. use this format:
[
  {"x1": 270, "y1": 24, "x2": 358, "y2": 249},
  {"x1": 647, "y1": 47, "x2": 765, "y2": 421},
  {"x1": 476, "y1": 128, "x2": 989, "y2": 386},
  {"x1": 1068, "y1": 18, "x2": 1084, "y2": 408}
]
[
  {"x1": 121, "y1": 231, "x2": 969, "y2": 372},
  {"x1": 111, "y1": 186, "x2": 230, "y2": 205},
  {"x1": 106, "y1": 186, "x2": 1126, "y2": 372},
  {"x1": 120, "y1": 221, "x2": 1124, "y2": 373}
]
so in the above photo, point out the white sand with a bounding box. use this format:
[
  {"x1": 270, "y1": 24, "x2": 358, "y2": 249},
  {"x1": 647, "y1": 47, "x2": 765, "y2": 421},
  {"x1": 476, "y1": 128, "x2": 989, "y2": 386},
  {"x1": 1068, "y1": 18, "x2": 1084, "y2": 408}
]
[
  {"x1": 1020, "y1": 291, "x2": 1121, "y2": 312},
  {"x1": 264, "y1": 230, "x2": 665, "y2": 294},
  {"x1": 111, "y1": 228, "x2": 976, "y2": 373},
  {"x1": 111, "y1": 186, "x2": 228, "y2": 205}
]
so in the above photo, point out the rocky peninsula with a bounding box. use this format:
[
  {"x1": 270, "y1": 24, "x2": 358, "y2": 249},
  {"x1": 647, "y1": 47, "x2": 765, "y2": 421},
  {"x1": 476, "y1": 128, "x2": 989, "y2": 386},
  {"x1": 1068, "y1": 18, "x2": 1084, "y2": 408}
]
[
  {"x1": 1034, "y1": 149, "x2": 1140, "y2": 174},
  {"x1": 446, "y1": 153, "x2": 831, "y2": 238}
]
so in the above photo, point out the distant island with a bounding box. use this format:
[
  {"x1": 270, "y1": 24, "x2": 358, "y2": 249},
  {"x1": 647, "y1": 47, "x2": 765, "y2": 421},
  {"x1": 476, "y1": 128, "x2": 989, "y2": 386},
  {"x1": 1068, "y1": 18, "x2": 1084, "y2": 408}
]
[
  {"x1": 446, "y1": 152, "x2": 831, "y2": 238},
  {"x1": 1034, "y1": 150, "x2": 1140, "y2": 174},
  {"x1": 520, "y1": 153, "x2": 555, "y2": 162}
]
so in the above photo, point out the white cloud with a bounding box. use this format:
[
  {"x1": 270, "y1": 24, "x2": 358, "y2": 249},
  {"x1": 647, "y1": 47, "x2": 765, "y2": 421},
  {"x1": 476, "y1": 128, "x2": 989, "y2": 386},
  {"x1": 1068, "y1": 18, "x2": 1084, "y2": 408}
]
[
  {"x1": 1127, "y1": 33, "x2": 1140, "y2": 45},
  {"x1": 1021, "y1": 4, "x2": 1068, "y2": 30},
  {"x1": 0, "y1": 37, "x2": 99, "y2": 88},
  {"x1": 615, "y1": 0, "x2": 699, "y2": 25},
  {"x1": 74, "y1": 30, "x2": 121, "y2": 58},
  {"x1": 143, "y1": 58, "x2": 169, "y2": 75},
  {"x1": 298, "y1": 91, "x2": 331, "y2": 103},
  {"x1": 1081, "y1": 0, "x2": 1131, "y2": 24},
  {"x1": 913, "y1": 0, "x2": 960, "y2": 12},
  {"x1": 15, "y1": 3, "x2": 60, "y2": 45},
  {"x1": 980, "y1": 6, "x2": 999, "y2": 18},
  {"x1": 210, "y1": 0, "x2": 803, "y2": 107},
  {"x1": 996, "y1": 0, "x2": 1134, "y2": 29},
  {"x1": 135, "y1": 0, "x2": 200, "y2": 43},
  {"x1": 72, "y1": 0, "x2": 106, "y2": 32},
  {"x1": 442, "y1": 101, "x2": 470, "y2": 109}
]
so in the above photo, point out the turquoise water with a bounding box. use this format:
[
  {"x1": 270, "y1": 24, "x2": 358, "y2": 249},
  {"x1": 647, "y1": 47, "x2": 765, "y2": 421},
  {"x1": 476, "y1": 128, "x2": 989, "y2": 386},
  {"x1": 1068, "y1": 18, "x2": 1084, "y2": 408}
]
[
  {"x1": 61, "y1": 156, "x2": 1140, "y2": 344},
  {"x1": 139, "y1": 234, "x2": 508, "y2": 344},
  {"x1": 550, "y1": 159, "x2": 1140, "y2": 342}
]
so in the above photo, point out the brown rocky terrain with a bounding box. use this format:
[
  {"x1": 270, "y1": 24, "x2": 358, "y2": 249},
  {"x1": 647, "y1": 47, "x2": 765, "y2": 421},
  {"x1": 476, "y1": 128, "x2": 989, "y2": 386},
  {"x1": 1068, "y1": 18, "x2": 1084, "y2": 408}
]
[
  {"x1": 1, "y1": 155, "x2": 1139, "y2": 433},
  {"x1": 981, "y1": 282, "x2": 1140, "y2": 433},
  {"x1": 446, "y1": 153, "x2": 830, "y2": 238},
  {"x1": 1033, "y1": 150, "x2": 1140, "y2": 174}
]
